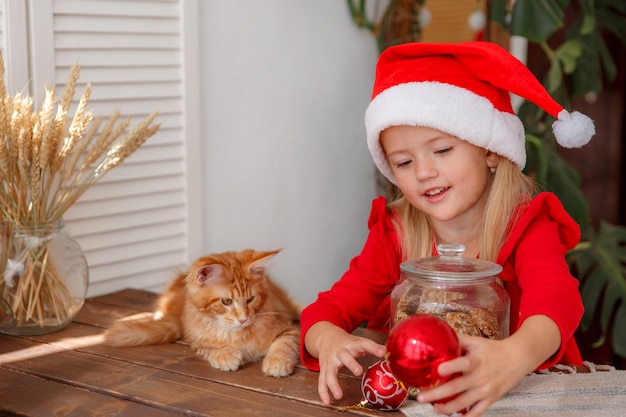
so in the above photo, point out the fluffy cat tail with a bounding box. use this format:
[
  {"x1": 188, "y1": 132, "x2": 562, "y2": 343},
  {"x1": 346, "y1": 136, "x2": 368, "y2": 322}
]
[{"x1": 103, "y1": 313, "x2": 182, "y2": 347}]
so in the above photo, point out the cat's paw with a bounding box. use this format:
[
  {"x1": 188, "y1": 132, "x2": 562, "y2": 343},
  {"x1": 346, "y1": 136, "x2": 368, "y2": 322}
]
[
  {"x1": 262, "y1": 354, "x2": 296, "y2": 378},
  {"x1": 204, "y1": 346, "x2": 244, "y2": 371}
]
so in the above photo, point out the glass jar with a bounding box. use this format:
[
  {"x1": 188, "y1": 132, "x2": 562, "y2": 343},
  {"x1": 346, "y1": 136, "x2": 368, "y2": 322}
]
[
  {"x1": 390, "y1": 243, "x2": 510, "y2": 339},
  {"x1": 0, "y1": 219, "x2": 88, "y2": 335}
]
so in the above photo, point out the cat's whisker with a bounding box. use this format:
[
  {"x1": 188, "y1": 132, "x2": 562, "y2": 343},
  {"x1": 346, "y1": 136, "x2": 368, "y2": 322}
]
[{"x1": 255, "y1": 312, "x2": 281, "y2": 316}]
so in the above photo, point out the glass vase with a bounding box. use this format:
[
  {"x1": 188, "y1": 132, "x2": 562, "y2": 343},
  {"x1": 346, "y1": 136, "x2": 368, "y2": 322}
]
[{"x1": 0, "y1": 219, "x2": 88, "y2": 335}]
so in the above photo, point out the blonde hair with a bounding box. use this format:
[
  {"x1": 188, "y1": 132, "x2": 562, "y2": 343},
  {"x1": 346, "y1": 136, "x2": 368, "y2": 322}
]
[{"x1": 388, "y1": 158, "x2": 536, "y2": 262}]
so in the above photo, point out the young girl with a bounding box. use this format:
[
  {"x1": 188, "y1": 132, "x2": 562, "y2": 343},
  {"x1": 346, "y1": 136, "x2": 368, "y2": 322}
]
[{"x1": 300, "y1": 41, "x2": 594, "y2": 417}]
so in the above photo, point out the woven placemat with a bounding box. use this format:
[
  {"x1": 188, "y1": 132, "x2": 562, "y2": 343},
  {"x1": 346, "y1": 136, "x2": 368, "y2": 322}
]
[{"x1": 401, "y1": 365, "x2": 626, "y2": 417}]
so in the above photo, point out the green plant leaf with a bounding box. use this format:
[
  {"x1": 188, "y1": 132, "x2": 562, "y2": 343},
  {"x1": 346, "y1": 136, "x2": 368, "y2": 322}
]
[
  {"x1": 596, "y1": 0, "x2": 626, "y2": 17},
  {"x1": 546, "y1": 54, "x2": 563, "y2": 94},
  {"x1": 569, "y1": 33, "x2": 604, "y2": 96},
  {"x1": 555, "y1": 39, "x2": 582, "y2": 74},
  {"x1": 596, "y1": 9, "x2": 626, "y2": 42},
  {"x1": 580, "y1": 13, "x2": 596, "y2": 35},
  {"x1": 571, "y1": 222, "x2": 626, "y2": 357},
  {"x1": 545, "y1": 153, "x2": 589, "y2": 225},
  {"x1": 596, "y1": 33, "x2": 617, "y2": 82},
  {"x1": 572, "y1": 248, "x2": 603, "y2": 330},
  {"x1": 509, "y1": 0, "x2": 564, "y2": 42},
  {"x1": 489, "y1": 0, "x2": 509, "y2": 28},
  {"x1": 524, "y1": 134, "x2": 548, "y2": 183},
  {"x1": 614, "y1": 305, "x2": 626, "y2": 357}
]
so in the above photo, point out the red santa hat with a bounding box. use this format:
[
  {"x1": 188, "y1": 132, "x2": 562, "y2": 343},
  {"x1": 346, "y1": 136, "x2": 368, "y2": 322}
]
[{"x1": 365, "y1": 41, "x2": 595, "y2": 185}]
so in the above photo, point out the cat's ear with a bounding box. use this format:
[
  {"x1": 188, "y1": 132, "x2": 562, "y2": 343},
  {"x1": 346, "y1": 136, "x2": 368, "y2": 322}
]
[
  {"x1": 249, "y1": 250, "x2": 280, "y2": 277},
  {"x1": 194, "y1": 264, "x2": 224, "y2": 286}
]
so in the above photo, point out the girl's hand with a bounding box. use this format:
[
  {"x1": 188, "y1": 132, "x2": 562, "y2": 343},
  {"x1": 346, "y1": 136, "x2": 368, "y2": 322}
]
[
  {"x1": 304, "y1": 322, "x2": 386, "y2": 405},
  {"x1": 416, "y1": 315, "x2": 560, "y2": 417},
  {"x1": 416, "y1": 335, "x2": 527, "y2": 416}
]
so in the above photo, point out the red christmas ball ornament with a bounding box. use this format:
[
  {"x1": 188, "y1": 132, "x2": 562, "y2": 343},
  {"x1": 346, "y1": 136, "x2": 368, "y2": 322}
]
[
  {"x1": 386, "y1": 314, "x2": 461, "y2": 389},
  {"x1": 360, "y1": 360, "x2": 408, "y2": 411}
]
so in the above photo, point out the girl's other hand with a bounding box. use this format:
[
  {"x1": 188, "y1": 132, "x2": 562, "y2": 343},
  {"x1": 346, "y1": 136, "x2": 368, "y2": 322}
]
[
  {"x1": 304, "y1": 322, "x2": 386, "y2": 405},
  {"x1": 416, "y1": 335, "x2": 532, "y2": 417},
  {"x1": 416, "y1": 315, "x2": 560, "y2": 417}
]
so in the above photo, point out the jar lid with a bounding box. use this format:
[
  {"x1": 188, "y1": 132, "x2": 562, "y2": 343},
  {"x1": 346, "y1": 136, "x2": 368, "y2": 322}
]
[{"x1": 400, "y1": 243, "x2": 502, "y2": 281}]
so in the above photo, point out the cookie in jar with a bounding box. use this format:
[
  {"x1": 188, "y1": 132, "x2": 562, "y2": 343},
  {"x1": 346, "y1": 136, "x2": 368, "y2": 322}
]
[{"x1": 390, "y1": 243, "x2": 510, "y2": 340}]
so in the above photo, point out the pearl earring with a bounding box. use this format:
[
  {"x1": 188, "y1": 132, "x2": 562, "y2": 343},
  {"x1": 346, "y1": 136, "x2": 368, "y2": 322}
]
[{"x1": 490, "y1": 166, "x2": 496, "y2": 174}]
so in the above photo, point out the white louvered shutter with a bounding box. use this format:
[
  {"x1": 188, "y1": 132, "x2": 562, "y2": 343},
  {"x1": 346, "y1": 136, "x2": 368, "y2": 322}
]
[{"x1": 1, "y1": 0, "x2": 200, "y2": 296}]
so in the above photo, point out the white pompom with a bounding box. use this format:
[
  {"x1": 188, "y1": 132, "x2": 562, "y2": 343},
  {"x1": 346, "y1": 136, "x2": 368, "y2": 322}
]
[{"x1": 552, "y1": 110, "x2": 595, "y2": 148}]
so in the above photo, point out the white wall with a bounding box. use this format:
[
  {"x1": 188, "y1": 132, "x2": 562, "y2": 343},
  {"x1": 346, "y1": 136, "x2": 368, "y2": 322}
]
[{"x1": 198, "y1": 1, "x2": 380, "y2": 304}]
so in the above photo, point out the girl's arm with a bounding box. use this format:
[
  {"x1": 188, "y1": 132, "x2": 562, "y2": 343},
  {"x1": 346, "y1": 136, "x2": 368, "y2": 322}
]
[{"x1": 300, "y1": 197, "x2": 401, "y2": 369}]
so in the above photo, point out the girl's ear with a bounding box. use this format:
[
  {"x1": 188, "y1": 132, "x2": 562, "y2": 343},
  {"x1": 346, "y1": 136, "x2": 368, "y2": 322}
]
[
  {"x1": 195, "y1": 264, "x2": 223, "y2": 286},
  {"x1": 486, "y1": 151, "x2": 500, "y2": 170}
]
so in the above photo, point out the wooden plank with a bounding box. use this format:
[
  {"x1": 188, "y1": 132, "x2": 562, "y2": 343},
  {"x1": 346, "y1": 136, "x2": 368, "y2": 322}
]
[
  {"x1": 88, "y1": 288, "x2": 159, "y2": 309},
  {"x1": 72, "y1": 300, "x2": 146, "y2": 329},
  {"x1": 0, "y1": 337, "x2": 368, "y2": 417},
  {"x1": 0, "y1": 368, "x2": 178, "y2": 417}
]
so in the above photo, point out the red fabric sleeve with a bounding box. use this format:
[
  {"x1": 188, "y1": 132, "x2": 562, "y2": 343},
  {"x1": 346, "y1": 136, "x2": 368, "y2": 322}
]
[
  {"x1": 497, "y1": 192, "x2": 584, "y2": 367},
  {"x1": 299, "y1": 197, "x2": 401, "y2": 371}
]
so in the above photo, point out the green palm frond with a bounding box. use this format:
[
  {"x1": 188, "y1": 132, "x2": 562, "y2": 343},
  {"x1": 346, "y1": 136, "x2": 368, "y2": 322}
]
[{"x1": 569, "y1": 223, "x2": 626, "y2": 357}]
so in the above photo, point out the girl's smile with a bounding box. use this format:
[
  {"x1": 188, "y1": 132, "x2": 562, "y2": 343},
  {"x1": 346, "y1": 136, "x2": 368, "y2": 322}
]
[{"x1": 424, "y1": 186, "x2": 450, "y2": 201}]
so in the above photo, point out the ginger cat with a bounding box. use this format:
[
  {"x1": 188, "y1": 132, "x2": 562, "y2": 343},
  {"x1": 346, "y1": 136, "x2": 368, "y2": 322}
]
[{"x1": 103, "y1": 249, "x2": 301, "y2": 377}]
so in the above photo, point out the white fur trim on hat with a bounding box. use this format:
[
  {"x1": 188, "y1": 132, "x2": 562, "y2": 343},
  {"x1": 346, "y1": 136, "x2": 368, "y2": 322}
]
[{"x1": 365, "y1": 81, "x2": 525, "y2": 185}]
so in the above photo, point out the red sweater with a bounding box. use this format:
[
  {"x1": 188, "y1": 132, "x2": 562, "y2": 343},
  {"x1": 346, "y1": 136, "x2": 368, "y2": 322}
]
[{"x1": 300, "y1": 192, "x2": 584, "y2": 371}]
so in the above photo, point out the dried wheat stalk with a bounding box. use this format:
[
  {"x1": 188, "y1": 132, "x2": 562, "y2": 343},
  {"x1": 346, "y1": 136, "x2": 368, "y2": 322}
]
[{"x1": 0, "y1": 55, "x2": 160, "y2": 329}]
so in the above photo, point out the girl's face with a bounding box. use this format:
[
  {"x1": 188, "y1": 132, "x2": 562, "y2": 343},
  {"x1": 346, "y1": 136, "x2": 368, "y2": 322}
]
[{"x1": 381, "y1": 125, "x2": 497, "y2": 228}]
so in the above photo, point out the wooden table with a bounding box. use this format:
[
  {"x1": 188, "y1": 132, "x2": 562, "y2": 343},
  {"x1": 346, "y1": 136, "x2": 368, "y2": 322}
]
[{"x1": 0, "y1": 289, "x2": 389, "y2": 417}]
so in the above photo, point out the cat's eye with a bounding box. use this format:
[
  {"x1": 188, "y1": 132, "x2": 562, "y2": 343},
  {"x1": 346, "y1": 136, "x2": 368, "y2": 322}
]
[
  {"x1": 221, "y1": 298, "x2": 232, "y2": 306},
  {"x1": 246, "y1": 296, "x2": 255, "y2": 304}
]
